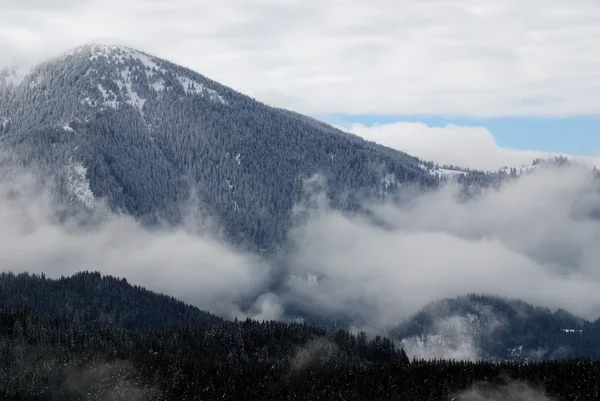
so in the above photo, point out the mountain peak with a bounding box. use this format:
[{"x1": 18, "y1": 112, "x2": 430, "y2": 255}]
[
  {"x1": 56, "y1": 43, "x2": 230, "y2": 113},
  {"x1": 64, "y1": 44, "x2": 159, "y2": 68}
]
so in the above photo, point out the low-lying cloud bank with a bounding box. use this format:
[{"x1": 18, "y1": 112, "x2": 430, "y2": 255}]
[
  {"x1": 339, "y1": 121, "x2": 600, "y2": 171},
  {"x1": 0, "y1": 162, "x2": 599, "y2": 342},
  {"x1": 280, "y1": 165, "x2": 600, "y2": 330}
]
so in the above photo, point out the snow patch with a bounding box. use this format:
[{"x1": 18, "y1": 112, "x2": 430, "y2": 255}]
[
  {"x1": 134, "y1": 52, "x2": 163, "y2": 76},
  {"x1": 420, "y1": 164, "x2": 467, "y2": 177},
  {"x1": 97, "y1": 84, "x2": 118, "y2": 108},
  {"x1": 81, "y1": 97, "x2": 94, "y2": 107},
  {"x1": 177, "y1": 75, "x2": 227, "y2": 104},
  {"x1": 93, "y1": 69, "x2": 146, "y2": 114},
  {"x1": 434, "y1": 168, "x2": 467, "y2": 177},
  {"x1": 89, "y1": 45, "x2": 166, "y2": 76},
  {"x1": 120, "y1": 68, "x2": 146, "y2": 113},
  {"x1": 81, "y1": 44, "x2": 227, "y2": 106},
  {"x1": 151, "y1": 79, "x2": 165, "y2": 92},
  {"x1": 66, "y1": 160, "x2": 96, "y2": 209}
]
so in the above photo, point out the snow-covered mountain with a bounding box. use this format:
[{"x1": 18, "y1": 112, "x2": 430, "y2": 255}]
[{"x1": 0, "y1": 44, "x2": 440, "y2": 251}]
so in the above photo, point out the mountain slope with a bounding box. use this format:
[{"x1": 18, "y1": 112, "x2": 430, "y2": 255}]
[
  {"x1": 0, "y1": 44, "x2": 438, "y2": 251},
  {"x1": 0, "y1": 271, "x2": 221, "y2": 330}
]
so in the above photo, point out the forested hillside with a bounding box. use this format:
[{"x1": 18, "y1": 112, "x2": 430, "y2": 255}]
[
  {"x1": 0, "y1": 271, "x2": 221, "y2": 330},
  {"x1": 0, "y1": 45, "x2": 438, "y2": 251},
  {"x1": 4, "y1": 271, "x2": 600, "y2": 363},
  {"x1": 0, "y1": 304, "x2": 599, "y2": 400}
]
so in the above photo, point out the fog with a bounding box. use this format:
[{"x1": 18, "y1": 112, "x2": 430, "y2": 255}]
[
  {"x1": 452, "y1": 380, "x2": 556, "y2": 401},
  {"x1": 0, "y1": 167, "x2": 271, "y2": 319},
  {"x1": 0, "y1": 162, "x2": 599, "y2": 342},
  {"x1": 279, "y1": 166, "x2": 600, "y2": 330}
]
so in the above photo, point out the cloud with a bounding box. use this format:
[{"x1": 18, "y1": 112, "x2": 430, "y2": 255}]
[
  {"x1": 277, "y1": 166, "x2": 600, "y2": 333},
  {"x1": 400, "y1": 315, "x2": 483, "y2": 361},
  {"x1": 1, "y1": 0, "x2": 600, "y2": 117},
  {"x1": 1, "y1": 156, "x2": 600, "y2": 346},
  {"x1": 0, "y1": 166, "x2": 272, "y2": 320},
  {"x1": 340, "y1": 121, "x2": 599, "y2": 170}
]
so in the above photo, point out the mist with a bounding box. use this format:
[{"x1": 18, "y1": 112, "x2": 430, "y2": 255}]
[
  {"x1": 0, "y1": 166, "x2": 272, "y2": 320},
  {"x1": 0, "y1": 162, "x2": 599, "y2": 341},
  {"x1": 452, "y1": 380, "x2": 556, "y2": 401}
]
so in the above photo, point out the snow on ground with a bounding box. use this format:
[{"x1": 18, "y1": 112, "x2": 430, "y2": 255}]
[
  {"x1": 66, "y1": 160, "x2": 96, "y2": 209},
  {"x1": 120, "y1": 69, "x2": 146, "y2": 113},
  {"x1": 151, "y1": 79, "x2": 165, "y2": 92},
  {"x1": 91, "y1": 68, "x2": 147, "y2": 114},
  {"x1": 419, "y1": 163, "x2": 467, "y2": 177},
  {"x1": 89, "y1": 45, "x2": 166, "y2": 77},
  {"x1": 433, "y1": 168, "x2": 467, "y2": 177},
  {"x1": 80, "y1": 44, "x2": 228, "y2": 105},
  {"x1": 97, "y1": 84, "x2": 118, "y2": 109},
  {"x1": 177, "y1": 75, "x2": 228, "y2": 104}
]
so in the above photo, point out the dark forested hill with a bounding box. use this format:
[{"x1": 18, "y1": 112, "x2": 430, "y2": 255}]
[
  {"x1": 4, "y1": 271, "x2": 600, "y2": 363},
  {"x1": 393, "y1": 294, "x2": 600, "y2": 361},
  {"x1": 0, "y1": 44, "x2": 439, "y2": 251},
  {"x1": 0, "y1": 271, "x2": 221, "y2": 330},
  {"x1": 1, "y1": 304, "x2": 599, "y2": 401}
]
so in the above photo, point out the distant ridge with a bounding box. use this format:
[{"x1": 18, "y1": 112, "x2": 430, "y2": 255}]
[{"x1": 0, "y1": 271, "x2": 222, "y2": 330}]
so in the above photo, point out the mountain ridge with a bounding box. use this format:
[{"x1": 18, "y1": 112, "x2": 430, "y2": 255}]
[{"x1": 0, "y1": 270, "x2": 222, "y2": 330}]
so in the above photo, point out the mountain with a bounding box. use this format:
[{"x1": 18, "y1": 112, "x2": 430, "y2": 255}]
[
  {"x1": 0, "y1": 44, "x2": 439, "y2": 251},
  {"x1": 0, "y1": 271, "x2": 221, "y2": 330},
  {"x1": 392, "y1": 294, "x2": 600, "y2": 361}
]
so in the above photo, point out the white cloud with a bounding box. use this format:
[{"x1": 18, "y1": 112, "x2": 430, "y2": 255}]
[
  {"x1": 280, "y1": 166, "x2": 600, "y2": 333},
  {"x1": 1, "y1": 0, "x2": 600, "y2": 117},
  {"x1": 2, "y1": 154, "x2": 600, "y2": 346},
  {"x1": 340, "y1": 121, "x2": 599, "y2": 170},
  {"x1": 0, "y1": 167, "x2": 272, "y2": 320}
]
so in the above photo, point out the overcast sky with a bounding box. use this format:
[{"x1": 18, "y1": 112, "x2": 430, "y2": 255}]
[{"x1": 1, "y1": 0, "x2": 599, "y2": 167}]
